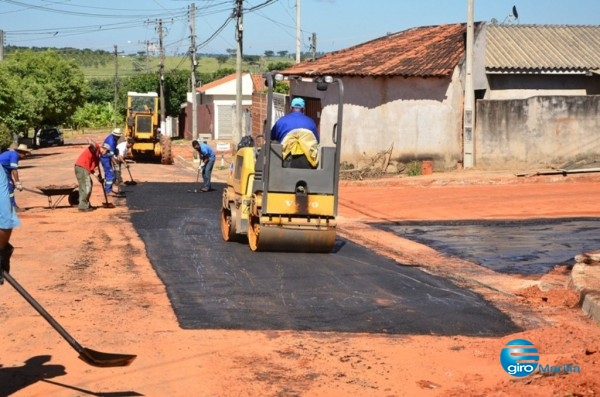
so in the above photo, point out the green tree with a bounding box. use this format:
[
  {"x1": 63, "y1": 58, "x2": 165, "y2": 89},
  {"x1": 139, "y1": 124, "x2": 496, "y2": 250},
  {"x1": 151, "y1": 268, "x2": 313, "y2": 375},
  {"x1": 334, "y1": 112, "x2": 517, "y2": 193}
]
[
  {"x1": 267, "y1": 61, "x2": 293, "y2": 72},
  {"x1": 243, "y1": 55, "x2": 260, "y2": 65},
  {"x1": 0, "y1": 68, "x2": 19, "y2": 132},
  {"x1": 0, "y1": 123, "x2": 14, "y2": 150},
  {"x1": 0, "y1": 62, "x2": 44, "y2": 133},
  {"x1": 69, "y1": 102, "x2": 117, "y2": 129},
  {"x1": 213, "y1": 68, "x2": 236, "y2": 81},
  {"x1": 216, "y1": 55, "x2": 228, "y2": 68},
  {"x1": 264, "y1": 50, "x2": 274, "y2": 57},
  {"x1": 164, "y1": 69, "x2": 191, "y2": 117},
  {"x1": 87, "y1": 78, "x2": 115, "y2": 104},
  {"x1": 0, "y1": 50, "x2": 87, "y2": 129}
]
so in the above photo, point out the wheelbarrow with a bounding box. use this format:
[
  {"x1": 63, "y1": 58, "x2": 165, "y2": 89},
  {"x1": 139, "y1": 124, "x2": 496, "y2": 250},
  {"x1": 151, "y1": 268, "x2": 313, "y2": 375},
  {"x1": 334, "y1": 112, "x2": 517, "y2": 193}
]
[{"x1": 23, "y1": 185, "x2": 79, "y2": 209}]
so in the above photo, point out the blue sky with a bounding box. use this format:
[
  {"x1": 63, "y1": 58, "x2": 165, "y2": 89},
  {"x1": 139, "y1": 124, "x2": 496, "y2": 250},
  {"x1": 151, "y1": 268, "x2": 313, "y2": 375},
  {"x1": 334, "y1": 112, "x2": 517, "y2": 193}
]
[{"x1": 1, "y1": 0, "x2": 599, "y2": 56}]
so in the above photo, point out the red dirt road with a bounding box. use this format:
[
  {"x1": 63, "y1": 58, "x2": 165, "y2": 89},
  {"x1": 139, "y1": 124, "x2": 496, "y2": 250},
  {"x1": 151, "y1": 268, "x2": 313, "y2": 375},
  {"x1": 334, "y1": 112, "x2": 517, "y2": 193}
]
[{"x1": 1, "y1": 135, "x2": 599, "y2": 396}]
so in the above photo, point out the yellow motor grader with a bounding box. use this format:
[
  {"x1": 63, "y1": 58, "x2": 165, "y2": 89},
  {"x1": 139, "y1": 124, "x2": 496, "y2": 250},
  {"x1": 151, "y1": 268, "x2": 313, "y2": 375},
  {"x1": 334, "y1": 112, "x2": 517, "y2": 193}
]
[
  {"x1": 125, "y1": 91, "x2": 172, "y2": 164},
  {"x1": 220, "y1": 72, "x2": 344, "y2": 253}
]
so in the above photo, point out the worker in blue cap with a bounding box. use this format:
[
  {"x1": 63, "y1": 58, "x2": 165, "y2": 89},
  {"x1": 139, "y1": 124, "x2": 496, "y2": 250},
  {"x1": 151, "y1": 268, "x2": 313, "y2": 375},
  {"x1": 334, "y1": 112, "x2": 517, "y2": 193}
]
[
  {"x1": 270, "y1": 97, "x2": 319, "y2": 143},
  {"x1": 270, "y1": 97, "x2": 320, "y2": 168}
]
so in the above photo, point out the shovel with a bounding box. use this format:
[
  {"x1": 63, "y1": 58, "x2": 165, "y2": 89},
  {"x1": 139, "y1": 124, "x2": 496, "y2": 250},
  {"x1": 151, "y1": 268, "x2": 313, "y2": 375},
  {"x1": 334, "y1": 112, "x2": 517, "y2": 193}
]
[
  {"x1": 96, "y1": 166, "x2": 115, "y2": 209},
  {"x1": 2, "y1": 270, "x2": 136, "y2": 367},
  {"x1": 124, "y1": 164, "x2": 137, "y2": 186}
]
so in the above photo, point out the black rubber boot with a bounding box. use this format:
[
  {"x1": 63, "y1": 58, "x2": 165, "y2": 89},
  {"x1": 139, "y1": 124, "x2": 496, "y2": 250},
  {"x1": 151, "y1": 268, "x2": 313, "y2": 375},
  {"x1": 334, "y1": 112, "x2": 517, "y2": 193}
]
[{"x1": 0, "y1": 243, "x2": 14, "y2": 285}]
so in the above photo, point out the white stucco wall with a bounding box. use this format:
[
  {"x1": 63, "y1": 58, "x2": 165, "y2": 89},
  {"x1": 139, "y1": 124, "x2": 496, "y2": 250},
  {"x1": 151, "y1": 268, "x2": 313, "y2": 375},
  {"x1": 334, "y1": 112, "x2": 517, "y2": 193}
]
[{"x1": 317, "y1": 72, "x2": 464, "y2": 169}]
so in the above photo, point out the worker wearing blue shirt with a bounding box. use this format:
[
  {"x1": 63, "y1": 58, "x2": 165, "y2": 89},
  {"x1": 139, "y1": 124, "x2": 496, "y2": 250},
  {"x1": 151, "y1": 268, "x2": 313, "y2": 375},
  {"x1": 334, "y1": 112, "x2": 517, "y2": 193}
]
[
  {"x1": 0, "y1": 144, "x2": 30, "y2": 211},
  {"x1": 270, "y1": 97, "x2": 319, "y2": 143},
  {"x1": 103, "y1": 128, "x2": 122, "y2": 153},
  {"x1": 191, "y1": 140, "x2": 216, "y2": 192},
  {"x1": 270, "y1": 97, "x2": 320, "y2": 168}
]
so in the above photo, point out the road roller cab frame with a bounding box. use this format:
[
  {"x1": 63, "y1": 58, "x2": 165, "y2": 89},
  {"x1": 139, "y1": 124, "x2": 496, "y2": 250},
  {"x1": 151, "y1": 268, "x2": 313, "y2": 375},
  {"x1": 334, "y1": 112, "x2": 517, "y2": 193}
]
[{"x1": 221, "y1": 72, "x2": 344, "y2": 252}]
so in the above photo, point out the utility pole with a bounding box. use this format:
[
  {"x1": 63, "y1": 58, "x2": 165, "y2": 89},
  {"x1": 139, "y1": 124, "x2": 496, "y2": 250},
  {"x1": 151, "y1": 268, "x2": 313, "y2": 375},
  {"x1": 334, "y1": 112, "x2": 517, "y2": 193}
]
[
  {"x1": 189, "y1": 3, "x2": 198, "y2": 140},
  {"x1": 0, "y1": 30, "x2": 4, "y2": 61},
  {"x1": 295, "y1": 0, "x2": 301, "y2": 63},
  {"x1": 462, "y1": 0, "x2": 475, "y2": 168},
  {"x1": 158, "y1": 19, "x2": 166, "y2": 130},
  {"x1": 311, "y1": 32, "x2": 317, "y2": 61},
  {"x1": 145, "y1": 40, "x2": 151, "y2": 71},
  {"x1": 113, "y1": 45, "x2": 119, "y2": 128},
  {"x1": 234, "y1": 0, "x2": 243, "y2": 143}
]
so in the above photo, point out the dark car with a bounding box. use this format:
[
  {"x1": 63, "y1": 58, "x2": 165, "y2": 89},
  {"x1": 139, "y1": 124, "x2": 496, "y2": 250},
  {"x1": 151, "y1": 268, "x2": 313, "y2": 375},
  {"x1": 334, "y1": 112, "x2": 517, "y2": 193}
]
[{"x1": 35, "y1": 128, "x2": 64, "y2": 148}]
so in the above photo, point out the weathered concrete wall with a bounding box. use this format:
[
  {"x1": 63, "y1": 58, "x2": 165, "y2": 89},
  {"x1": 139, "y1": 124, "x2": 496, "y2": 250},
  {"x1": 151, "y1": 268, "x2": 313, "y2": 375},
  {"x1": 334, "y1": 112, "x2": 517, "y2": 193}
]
[
  {"x1": 318, "y1": 73, "x2": 464, "y2": 170},
  {"x1": 487, "y1": 74, "x2": 600, "y2": 99},
  {"x1": 475, "y1": 96, "x2": 600, "y2": 169}
]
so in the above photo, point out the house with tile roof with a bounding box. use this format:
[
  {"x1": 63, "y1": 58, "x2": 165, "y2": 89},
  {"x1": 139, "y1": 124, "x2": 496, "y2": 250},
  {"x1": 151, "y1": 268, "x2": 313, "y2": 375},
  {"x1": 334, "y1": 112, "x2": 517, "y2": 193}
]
[
  {"x1": 474, "y1": 24, "x2": 600, "y2": 169},
  {"x1": 275, "y1": 23, "x2": 600, "y2": 171},
  {"x1": 179, "y1": 73, "x2": 262, "y2": 141},
  {"x1": 279, "y1": 23, "x2": 469, "y2": 170}
]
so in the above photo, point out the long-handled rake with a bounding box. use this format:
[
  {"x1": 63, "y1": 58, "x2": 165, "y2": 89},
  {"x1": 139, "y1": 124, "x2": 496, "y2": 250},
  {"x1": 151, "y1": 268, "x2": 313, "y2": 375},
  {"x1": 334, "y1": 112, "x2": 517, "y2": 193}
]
[
  {"x1": 3, "y1": 271, "x2": 136, "y2": 367},
  {"x1": 187, "y1": 167, "x2": 201, "y2": 193},
  {"x1": 124, "y1": 164, "x2": 137, "y2": 186}
]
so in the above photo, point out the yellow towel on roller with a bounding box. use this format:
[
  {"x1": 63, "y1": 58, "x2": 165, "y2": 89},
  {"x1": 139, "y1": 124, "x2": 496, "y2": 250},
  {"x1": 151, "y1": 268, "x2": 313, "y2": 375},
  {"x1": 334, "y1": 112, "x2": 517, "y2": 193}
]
[{"x1": 281, "y1": 129, "x2": 319, "y2": 168}]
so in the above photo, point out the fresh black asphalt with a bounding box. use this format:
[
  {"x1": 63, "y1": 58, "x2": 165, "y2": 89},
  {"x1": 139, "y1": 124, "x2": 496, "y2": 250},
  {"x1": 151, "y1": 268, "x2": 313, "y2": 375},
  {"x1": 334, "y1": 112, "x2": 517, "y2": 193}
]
[
  {"x1": 126, "y1": 181, "x2": 520, "y2": 336},
  {"x1": 380, "y1": 218, "x2": 600, "y2": 275}
]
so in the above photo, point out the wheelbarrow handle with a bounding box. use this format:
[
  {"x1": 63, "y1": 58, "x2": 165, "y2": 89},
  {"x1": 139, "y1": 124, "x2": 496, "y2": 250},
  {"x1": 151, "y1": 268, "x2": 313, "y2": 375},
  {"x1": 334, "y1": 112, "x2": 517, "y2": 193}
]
[{"x1": 21, "y1": 186, "x2": 44, "y2": 196}]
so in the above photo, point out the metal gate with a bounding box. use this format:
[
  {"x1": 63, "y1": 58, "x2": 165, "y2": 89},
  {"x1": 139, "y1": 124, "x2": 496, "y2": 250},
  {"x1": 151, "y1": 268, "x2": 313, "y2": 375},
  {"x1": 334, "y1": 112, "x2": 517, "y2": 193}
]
[{"x1": 217, "y1": 104, "x2": 233, "y2": 139}]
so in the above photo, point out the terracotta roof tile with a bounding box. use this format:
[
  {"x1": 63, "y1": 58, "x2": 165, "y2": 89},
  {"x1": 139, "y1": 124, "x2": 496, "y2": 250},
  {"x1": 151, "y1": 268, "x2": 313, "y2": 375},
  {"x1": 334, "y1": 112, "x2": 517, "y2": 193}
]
[
  {"x1": 282, "y1": 23, "x2": 467, "y2": 78},
  {"x1": 196, "y1": 73, "x2": 237, "y2": 92},
  {"x1": 251, "y1": 74, "x2": 265, "y2": 91}
]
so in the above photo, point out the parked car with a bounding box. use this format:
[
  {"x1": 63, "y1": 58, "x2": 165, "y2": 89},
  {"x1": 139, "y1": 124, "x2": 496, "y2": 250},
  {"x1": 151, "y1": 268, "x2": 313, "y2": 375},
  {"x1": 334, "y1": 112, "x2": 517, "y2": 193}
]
[{"x1": 35, "y1": 128, "x2": 64, "y2": 148}]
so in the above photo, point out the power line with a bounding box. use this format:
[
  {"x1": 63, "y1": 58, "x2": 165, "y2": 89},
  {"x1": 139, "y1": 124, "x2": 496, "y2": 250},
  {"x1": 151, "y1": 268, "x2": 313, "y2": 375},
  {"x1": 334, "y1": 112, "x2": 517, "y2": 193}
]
[
  {"x1": 0, "y1": 0, "x2": 185, "y2": 18},
  {"x1": 1, "y1": 0, "x2": 288, "y2": 54}
]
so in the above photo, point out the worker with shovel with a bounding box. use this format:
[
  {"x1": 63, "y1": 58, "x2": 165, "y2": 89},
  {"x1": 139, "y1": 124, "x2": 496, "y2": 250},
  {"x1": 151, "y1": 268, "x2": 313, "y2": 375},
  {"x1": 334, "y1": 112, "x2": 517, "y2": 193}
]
[
  {"x1": 99, "y1": 142, "x2": 119, "y2": 199},
  {"x1": 114, "y1": 137, "x2": 134, "y2": 193},
  {"x1": 192, "y1": 140, "x2": 216, "y2": 192},
  {"x1": 0, "y1": 144, "x2": 135, "y2": 366},
  {"x1": 0, "y1": 143, "x2": 31, "y2": 212},
  {"x1": 74, "y1": 140, "x2": 109, "y2": 212},
  {"x1": 0, "y1": 152, "x2": 20, "y2": 285},
  {"x1": 103, "y1": 128, "x2": 122, "y2": 153}
]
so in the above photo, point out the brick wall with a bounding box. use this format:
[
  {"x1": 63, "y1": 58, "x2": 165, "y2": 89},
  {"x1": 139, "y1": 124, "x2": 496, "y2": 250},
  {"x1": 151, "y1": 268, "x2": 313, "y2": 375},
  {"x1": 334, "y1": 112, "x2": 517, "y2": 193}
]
[{"x1": 251, "y1": 92, "x2": 268, "y2": 137}]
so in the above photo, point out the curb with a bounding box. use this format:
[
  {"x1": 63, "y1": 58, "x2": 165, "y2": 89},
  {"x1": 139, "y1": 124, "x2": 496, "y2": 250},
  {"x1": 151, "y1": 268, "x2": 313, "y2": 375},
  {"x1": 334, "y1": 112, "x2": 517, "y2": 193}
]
[{"x1": 569, "y1": 262, "x2": 600, "y2": 324}]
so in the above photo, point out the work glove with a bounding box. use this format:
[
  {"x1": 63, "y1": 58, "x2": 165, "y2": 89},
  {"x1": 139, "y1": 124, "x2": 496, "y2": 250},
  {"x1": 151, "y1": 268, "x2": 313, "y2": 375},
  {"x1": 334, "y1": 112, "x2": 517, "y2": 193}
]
[
  {"x1": 199, "y1": 164, "x2": 205, "y2": 170},
  {"x1": 16, "y1": 182, "x2": 23, "y2": 191}
]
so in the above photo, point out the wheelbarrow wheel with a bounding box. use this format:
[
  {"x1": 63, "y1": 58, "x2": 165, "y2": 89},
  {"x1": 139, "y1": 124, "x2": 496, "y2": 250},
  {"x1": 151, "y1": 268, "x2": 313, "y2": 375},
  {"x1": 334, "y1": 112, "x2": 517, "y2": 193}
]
[{"x1": 68, "y1": 190, "x2": 79, "y2": 206}]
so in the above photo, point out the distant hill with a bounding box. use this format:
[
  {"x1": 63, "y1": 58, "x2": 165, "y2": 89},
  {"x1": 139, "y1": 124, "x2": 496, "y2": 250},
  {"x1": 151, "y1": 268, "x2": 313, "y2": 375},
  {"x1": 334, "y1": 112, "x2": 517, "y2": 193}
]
[{"x1": 4, "y1": 46, "x2": 290, "y2": 80}]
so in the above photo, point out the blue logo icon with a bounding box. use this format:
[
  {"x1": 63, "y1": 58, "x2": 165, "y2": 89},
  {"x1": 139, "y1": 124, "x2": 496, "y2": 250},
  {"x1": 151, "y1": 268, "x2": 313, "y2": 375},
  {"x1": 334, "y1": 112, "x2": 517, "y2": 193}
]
[{"x1": 500, "y1": 339, "x2": 539, "y2": 377}]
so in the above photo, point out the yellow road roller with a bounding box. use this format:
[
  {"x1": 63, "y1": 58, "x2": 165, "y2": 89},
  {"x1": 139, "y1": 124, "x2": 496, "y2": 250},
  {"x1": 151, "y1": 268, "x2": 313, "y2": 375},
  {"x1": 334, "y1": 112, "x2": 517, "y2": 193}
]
[{"x1": 221, "y1": 72, "x2": 344, "y2": 252}]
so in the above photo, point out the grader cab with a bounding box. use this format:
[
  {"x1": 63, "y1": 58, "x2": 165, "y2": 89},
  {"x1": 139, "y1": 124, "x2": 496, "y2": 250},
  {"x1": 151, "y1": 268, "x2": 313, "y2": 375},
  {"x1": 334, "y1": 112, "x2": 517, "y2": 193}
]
[{"x1": 125, "y1": 91, "x2": 172, "y2": 164}]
